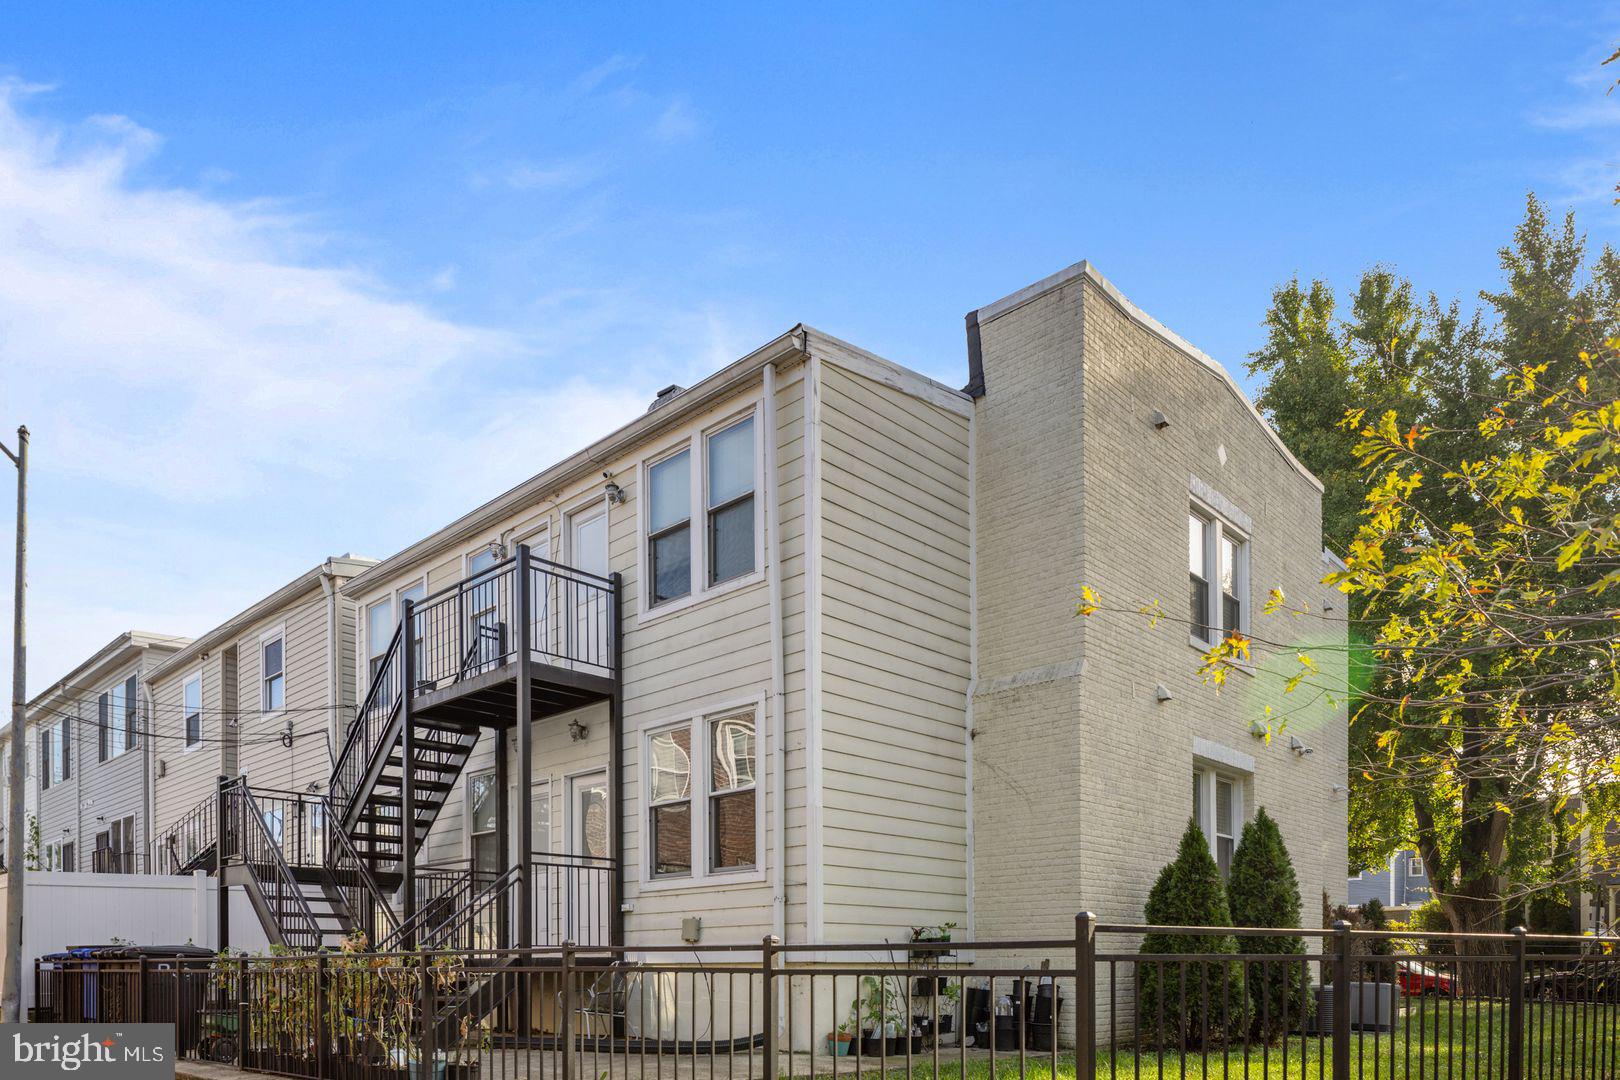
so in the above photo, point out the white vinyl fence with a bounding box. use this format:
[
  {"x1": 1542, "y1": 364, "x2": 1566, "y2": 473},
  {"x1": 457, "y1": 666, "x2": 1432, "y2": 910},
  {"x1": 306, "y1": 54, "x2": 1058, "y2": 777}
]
[{"x1": 0, "y1": 870, "x2": 270, "y2": 1013}]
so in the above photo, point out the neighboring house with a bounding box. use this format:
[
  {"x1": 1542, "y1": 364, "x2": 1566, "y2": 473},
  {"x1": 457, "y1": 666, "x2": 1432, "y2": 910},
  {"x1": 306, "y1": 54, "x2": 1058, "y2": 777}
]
[
  {"x1": 324, "y1": 259, "x2": 1347, "y2": 958},
  {"x1": 24, "y1": 632, "x2": 190, "y2": 873},
  {"x1": 964, "y1": 262, "x2": 1349, "y2": 943},
  {"x1": 146, "y1": 557, "x2": 373, "y2": 871},
  {"x1": 1349, "y1": 849, "x2": 1432, "y2": 910}
]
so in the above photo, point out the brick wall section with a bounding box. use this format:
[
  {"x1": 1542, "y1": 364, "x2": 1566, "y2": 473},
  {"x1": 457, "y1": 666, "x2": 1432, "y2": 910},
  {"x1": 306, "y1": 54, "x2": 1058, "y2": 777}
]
[
  {"x1": 969, "y1": 276, "x2": 1089, "y2": 947},
  {"x1": 970, "y1": 268, "x2": 1349, "y2": 989}
]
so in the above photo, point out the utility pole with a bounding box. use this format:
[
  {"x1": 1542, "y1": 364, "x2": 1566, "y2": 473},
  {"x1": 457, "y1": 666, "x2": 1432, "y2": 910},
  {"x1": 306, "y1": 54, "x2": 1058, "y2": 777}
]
[{"x1": 1, "y1": 426, "x2": 27, "y2": 1024}]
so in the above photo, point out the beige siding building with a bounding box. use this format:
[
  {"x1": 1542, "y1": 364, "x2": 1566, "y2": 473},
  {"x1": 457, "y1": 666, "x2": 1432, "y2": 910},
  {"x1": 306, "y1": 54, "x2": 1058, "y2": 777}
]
[
  {"x1": 146, "y1": 557, "x2": 372, "y2": 870},
  {"x1": 338, "y1": 263, "x2": 1341, "y2": 953},
  {"x1": 25, "y1": 632, "x2": 190, "y2": 873}
]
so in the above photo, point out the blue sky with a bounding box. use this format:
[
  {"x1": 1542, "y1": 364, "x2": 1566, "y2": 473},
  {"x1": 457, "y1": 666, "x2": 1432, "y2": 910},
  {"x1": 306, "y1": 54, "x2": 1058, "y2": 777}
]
[{"x1": 0, "y1": 3, "x2": 1617, "y2": 688}]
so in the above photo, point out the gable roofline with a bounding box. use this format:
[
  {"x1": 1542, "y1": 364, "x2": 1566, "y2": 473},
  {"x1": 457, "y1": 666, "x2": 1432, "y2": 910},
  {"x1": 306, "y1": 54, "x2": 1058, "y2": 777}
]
[
  {"x1": 147, "y1": 556, "x2": 375, "y2": 685},
  {"x1": 26, "y1": 630, "x2": 190, "y2": 716},
  {"x1": 966, "y1": 260, "x2": 1324, "y2": 493},
  {"x1": 343, "y1": 326, "x2": 817, "y2": 597}
]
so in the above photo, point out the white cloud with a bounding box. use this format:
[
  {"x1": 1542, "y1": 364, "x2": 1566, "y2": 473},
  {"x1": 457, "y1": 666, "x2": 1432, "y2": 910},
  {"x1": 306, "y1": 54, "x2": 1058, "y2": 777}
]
[
  {"x1": 0, "y1": 82, "x2": 708, "y2": 690},
  {"x1": 650, "y1": 99, "x2": 701, "y2": 144}
]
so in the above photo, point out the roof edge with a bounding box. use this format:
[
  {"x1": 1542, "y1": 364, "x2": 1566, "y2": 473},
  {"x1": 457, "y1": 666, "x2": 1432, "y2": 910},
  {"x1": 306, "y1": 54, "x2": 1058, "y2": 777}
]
[
  {"x1": 147, "y1": 556, "x2": 374, "y2": 685},
  {"x1": 27, "y1": 631, "x2": 190, "y2": 714},
  {"x1": 966, "y1": 260, "x2": 1323, "y2": 493},
  {"x1": 343, "y1": 326, "x2": 811, "y2": 597}
]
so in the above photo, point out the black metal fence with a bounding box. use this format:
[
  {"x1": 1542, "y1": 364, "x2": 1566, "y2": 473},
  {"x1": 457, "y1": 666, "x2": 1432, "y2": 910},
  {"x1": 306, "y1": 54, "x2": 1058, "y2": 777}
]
[{"x1": 31, "y1": 919, "x2": 1620, "y2": 1078}]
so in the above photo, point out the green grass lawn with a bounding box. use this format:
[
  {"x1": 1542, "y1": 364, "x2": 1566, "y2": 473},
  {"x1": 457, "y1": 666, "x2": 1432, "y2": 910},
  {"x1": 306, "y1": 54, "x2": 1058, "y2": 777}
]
[{"x1": 797, "y1": 1002, "x2": 1620, "y2": 1079}]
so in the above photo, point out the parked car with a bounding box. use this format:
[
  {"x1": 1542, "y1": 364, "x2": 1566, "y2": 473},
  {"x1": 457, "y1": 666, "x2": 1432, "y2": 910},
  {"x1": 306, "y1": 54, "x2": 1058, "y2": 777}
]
[
  {"x1": 1523, "y1": 965, "x2": 1620, "y2": 1003},
  {"x1": 1396, "y1": 962, "x2": 1455, "y2": 997}
]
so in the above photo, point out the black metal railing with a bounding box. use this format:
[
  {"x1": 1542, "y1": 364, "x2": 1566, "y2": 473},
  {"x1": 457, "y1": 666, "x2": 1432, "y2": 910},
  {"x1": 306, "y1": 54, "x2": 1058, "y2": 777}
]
[
  {"x1": 322, "y1": 797, "x2": 399, "y2": 949},
  {"x1": 156, "y1": 791, "x2": 218, "y2": 874},
  {"x1": 330, "y1": 621, "x2": 403, "y2": 827},
  {"x1": 33, "y1": 922, "x2": 1620, "y2": 1079},
  {"x1": 242, "y1": 787, "x2": 329, "y2": 870},
  {"x1": 221, "y1": 780, "x2": 324, "y2": 951},
  {"x1": 407, "y1": 551, "x2": 618, "y2": 699},
  {"x1": 533, "y1": 852, "x2": 615, "y2": 948}
]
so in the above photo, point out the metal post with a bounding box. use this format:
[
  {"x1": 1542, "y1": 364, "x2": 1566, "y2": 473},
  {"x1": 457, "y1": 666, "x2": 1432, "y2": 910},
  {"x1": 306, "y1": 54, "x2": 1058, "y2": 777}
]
[
  {"x1": 236, "y1": 956, "x2": 248, "y2": 1070},
  {"x1": 560, "y1": 939, "x2": 575, "y2": 1080},
  {"x1": 1331, "y1": 919, "x2": 1352, "y2": 1080},
  {"x1": 1509, "y1": 925, "x2": 1527, "y2": 1080},
  {"x1": 216, "y1": 776, "x2": 230, "y2": 950},
  {"x1": 1075, "y1": 912, "x2": 1096, "y2": 1077},
  {"x1": 419, "y1": 952, "x2": 437, "y2": 1071},
  {"x1": 1, "y1": 425, "x2": 27, "y2": 1024},
  {"x1": 400, "y1": 598, "x2": 418, "y2": 940},
  {"x1": 493, "y1": 726, "x2": 510, "y2": 950},
  {"x1": 514, "y1": 544, "x2": 534, "y2": 951},
  {"x1": 315, "y1": 953, "x2": 329, "y2": 1080},
  {"x1": 762, "y1": 935, "x2": 779, "y2": 1077},
  {"x1": 135, "y1": 956, "x2": 147, "y2": 1023},
  {"x1": 607, "y1": 571, "x2": 623, "y2": 948}
]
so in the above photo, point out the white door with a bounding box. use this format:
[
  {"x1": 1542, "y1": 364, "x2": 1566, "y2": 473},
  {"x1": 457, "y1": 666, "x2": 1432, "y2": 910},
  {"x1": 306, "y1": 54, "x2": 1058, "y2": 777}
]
[
  {"x1": 568, "y1": 508, "x2": 609, "y2": 669},
  {"x1": 509, "y1": 768, "x2": 554, "y2": 942},
  {"x1": 568, "y1": 770, "x2": 610, "y2": 944}
]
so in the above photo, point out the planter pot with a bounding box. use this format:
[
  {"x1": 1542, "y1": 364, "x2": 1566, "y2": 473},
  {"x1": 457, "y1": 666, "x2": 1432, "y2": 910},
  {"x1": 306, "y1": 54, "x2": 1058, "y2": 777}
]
[
  {"x1": 1027, "y1": 1022, "x2": 1055, "y2": 1053},
  {"x1": 859, "y1": 1034, "x2": 886, "y2": 1058},
  {"x1": 936, "y1": 1014, "x2": 955, "y2": 1035},
  {"x1": 409, "y1": 1063, "x2": 448, "y2": 1080},
  {"x1": 445, "y1": 1065, "x2": 481, "y2": 1080},
  {"x1": 825, "y1": 1036, "x2": 853, "y2": 1057}
]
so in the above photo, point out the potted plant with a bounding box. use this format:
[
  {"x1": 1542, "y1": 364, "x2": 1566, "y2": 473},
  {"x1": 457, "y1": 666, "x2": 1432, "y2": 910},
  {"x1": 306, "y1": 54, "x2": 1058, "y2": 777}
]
[{"x1": 825, "y1": 1020, "x2": 854, "y2": 1057}]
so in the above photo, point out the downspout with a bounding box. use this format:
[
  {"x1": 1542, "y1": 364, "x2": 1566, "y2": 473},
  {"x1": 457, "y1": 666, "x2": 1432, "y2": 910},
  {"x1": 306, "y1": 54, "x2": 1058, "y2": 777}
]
[
  {"x1": 141, "y1": 670, "x2": 155, "y2": 865},
  {"x1": 321, "y1": 570, "x2": 339, "y2": 776},
  {"x1": 802, "y1": 340, "x2": 824, "y2": 943},
  {"x1": 963, "y1": 406, "x2": 977, "y2": 941},
  {"x1": 763, "y1": 359, "x2": 788, "y2": 942}
]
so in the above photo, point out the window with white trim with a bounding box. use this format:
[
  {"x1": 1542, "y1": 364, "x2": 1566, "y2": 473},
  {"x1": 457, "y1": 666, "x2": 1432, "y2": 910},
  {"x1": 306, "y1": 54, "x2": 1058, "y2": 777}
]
[
  {"x1": 643, "y1": 410, "x2": 761, "y2": 611},
  {"x1": 648, "y1": 725, "x2": 693, "y2": 876},
  {"x1": 366, "y1": 598, "x2": 393, "y2": 680},
  {"x1": 708, "y1": 712, "x2": 757, "y2": 870},
  {"x1": 645, "y1": 705, "x2": 760, "y2": 882},
  {"x1": 706, "y1": 417, "x2": 756, "y2": 586},
  {"x1": 468, "y1": 770, "x2": 500, "y2": 876},
  {"x1": 262, "y1": 635, "x2": 285, "y2": 712},
  {"x1": 1192, "y1": 765, "x2": 1243, "y2": 880},
  {"x1": 184, "y1": 674, "x2": 203, "y2": 747},
  {"x1": 648, "y1": 449, "x2": 692, "y2": 606},
  {"x1": 1408, "y1": 856, "x2": 1425, "y2": 879},
  {"x1": 1189, "y1": 507, "x2": 1248, "y2": 645},
  {"x1": 98, "y1": 675, "x2": 137, "y2": 762}
]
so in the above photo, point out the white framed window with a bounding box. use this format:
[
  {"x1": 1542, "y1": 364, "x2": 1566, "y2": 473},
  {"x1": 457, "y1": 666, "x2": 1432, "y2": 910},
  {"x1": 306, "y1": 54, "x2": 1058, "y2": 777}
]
[
  {"x1": 98, "y1": 675, "x2": 137, "y2": 762},
  {"x1": 364, "y1": 578, "x2": 428, "y2": 690},
  {"x1": 183, "y1": 674, "x2": 203, "y2": 748},
  {"x1": 640, "y1": 407, "x2": 763, "y2": 615},
  {"x1": 465, "y1": 547, "x2": 504, "y2": 668},
  {"x1": 1192, "y1": 765, "x2": 1244, "y2": 880},
  {"x1": 648, "y1": 448, "x2": 693, "y2": 606},
  {"x1": 705, "y1": 416, "x2": 756, "y2": 587},
  {"x1": 707, "y1": 712, "x2": 757, "y2": 871},
  {"x1": 1408, "y1": 856, "x2": 1425, "y2": 879},
  {"x1": 261, "y1": 633, "x2": 285, "y2": 713},
  {"x1": 54, "y1": 716, "x2": 70, "y2": 783},
  {"x1": 468, "y1": 770, "x2": 500, "y2": 875},
  {"x1": 647, "y1": 724, "x2": 693, "y2": 877},
  {"x1": 642, "y1": 701, "x2": 763, "y2": 886},
  {"x1": 366, "y1": 598, "x2": 393, "y2": 680},
  {"x1": 1189, "y1": 505, "x2": 1249, "y2": 646}
]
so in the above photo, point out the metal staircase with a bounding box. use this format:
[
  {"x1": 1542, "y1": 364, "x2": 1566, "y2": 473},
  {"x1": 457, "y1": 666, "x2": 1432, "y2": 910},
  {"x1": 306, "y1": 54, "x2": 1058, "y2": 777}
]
[{"x1": 163, "y1": 544, "x2": 620, "y2": 955}]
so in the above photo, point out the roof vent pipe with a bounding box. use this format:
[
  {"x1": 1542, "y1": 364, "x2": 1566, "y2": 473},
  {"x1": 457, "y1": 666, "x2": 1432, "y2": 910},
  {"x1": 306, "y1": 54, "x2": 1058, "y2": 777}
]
[{"x1": 648, "y1": 384, "x2": 684, "y2": 412}]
